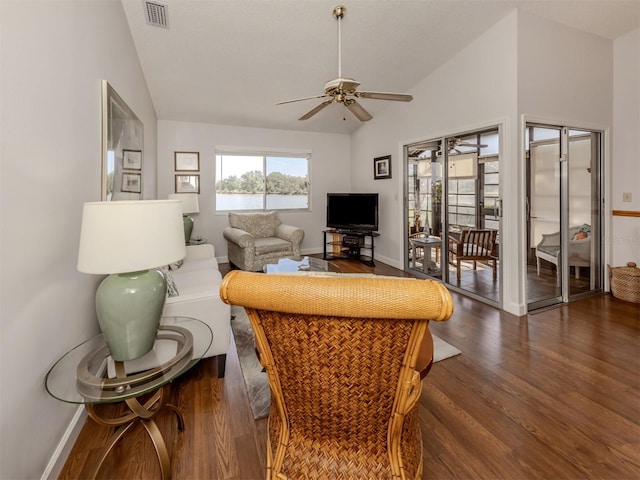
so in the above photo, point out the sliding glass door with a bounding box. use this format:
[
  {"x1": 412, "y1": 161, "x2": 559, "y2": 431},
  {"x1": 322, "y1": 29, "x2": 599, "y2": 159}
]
[
  {"x1": 526, "y1": 124, "x2": 602, "y2": 310},
  {"x1": 406, "y1": 139, "x2": 444, "y2": 277},
  {"x1": 405, "y1": 127, "x2": 501, "y2": 306}
]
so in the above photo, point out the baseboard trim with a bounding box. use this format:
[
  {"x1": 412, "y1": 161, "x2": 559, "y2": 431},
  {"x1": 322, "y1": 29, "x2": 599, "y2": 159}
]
[{"x1": 41, "y1": 406, "x2": 87, "y2": 480}]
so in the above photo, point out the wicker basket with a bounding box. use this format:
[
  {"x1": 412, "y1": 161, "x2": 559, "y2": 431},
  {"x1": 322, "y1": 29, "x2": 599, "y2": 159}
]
[{"x1": 609, "y1": 262, "x2": 640, "y2": 303}]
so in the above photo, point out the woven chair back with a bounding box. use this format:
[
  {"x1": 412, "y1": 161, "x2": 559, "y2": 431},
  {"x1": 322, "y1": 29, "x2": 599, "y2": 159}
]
[{"x1": 220, "y1": 271, "x2": 453, "y2": 480}]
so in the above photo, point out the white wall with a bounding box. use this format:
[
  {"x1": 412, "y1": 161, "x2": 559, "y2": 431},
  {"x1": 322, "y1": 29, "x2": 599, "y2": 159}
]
[
  {"x1": 518, "y1": 11, "x2": 619, "y2": 290},
  {"x1": 517, "y1": 12, "x2": 613, "y2": 123},
  {"x1": 612, "y1": 28, "x2": 640, "y2": 267},
  {"x1": 350, "y1": 11, "x2": 520, "y2": 311},
  {"x1": 351, "y1": 9, "x2": 620, "y2": 315},
  {"x1": 157, "y1": 120, "x2": 351, "y2": 258},
  {"x1": 0, "y1": 1, "x2": 157, "y2": 478}
]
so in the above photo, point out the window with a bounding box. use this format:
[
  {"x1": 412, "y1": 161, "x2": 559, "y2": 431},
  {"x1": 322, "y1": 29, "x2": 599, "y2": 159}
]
[
  {"x1": 448, "y1": 178, "x2": 476, "y2": 228},
  {"x1": 215, "y1": 151, "x2": 310, "y2": 211},
  {"x1": 481, "y1": 159, "x2": 500, "y2": 230},
  {"x1": 447, "y1": 152, "x2": 477, "y2": 179}
]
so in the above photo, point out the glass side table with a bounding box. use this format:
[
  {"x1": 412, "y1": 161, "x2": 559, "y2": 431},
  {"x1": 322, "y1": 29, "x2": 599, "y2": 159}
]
[{"x1": 45, "y1": 317, "x2": 212, "y2": 480}]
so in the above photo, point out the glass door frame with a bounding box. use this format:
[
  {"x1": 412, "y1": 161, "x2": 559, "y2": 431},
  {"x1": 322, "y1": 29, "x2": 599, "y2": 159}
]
[
  {"x1": 403, "y1": 125, "x2": 502, "y2": 308},
  {"x1": 526, "y1": 122, "x2": 604, "y2": 311}
]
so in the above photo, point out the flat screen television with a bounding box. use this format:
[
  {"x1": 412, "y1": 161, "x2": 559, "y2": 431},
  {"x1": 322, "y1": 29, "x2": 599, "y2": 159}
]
[{"x1": 326, "y1": 193, "x2": 379, "y2": 232}]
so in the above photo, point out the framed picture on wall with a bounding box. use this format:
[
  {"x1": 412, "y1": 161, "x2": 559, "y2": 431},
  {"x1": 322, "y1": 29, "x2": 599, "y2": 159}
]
[
  {"x1": 102, "y1": 80, "x2": 143, "y2": 201},
  {"x1": 123, "y1": 149, "x2": 142, "y2": 170},
  {"x1": 175, "y1": 151, "x2": 200, "y2": 171},
  {"x1": 374, "y1": 155, "x2": 391, "y2": 180},
  {"x1": 122, "y1": 173, "x2": 142, "y2": 193},
  {"x1": 175, "y1": 174, "x2": 200, "y2": 193}
]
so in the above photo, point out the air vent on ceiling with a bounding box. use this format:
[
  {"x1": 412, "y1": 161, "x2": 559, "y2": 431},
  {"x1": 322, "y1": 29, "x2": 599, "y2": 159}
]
[{"x1": 144, "y1": 1, "x2": 168, "y2": 28}]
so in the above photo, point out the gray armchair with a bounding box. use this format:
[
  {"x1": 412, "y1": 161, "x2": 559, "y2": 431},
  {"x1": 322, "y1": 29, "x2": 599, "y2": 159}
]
[{"x1": 223, "y1": 211, "x2": 305, "y2": 271}]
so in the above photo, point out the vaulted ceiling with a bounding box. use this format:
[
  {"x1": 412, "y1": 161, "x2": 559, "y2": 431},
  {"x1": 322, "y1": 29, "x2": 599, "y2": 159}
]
[{"x1": 122, "y1": 0, "x2": 640, "y2": 135}]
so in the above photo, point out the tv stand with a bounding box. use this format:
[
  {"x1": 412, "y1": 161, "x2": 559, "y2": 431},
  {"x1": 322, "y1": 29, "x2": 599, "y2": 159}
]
[{"x1": 323, "y1": 230, "x2": 379, "y2": 267}]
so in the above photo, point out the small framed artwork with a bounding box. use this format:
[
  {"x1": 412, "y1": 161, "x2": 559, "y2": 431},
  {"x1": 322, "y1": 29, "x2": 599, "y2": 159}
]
[
  {"x1": 175, "y1": 151, "x2": 200, "y2": 172},
  {"x1": 374, "y1": 155, "x2": 392, "y2": 180},
  {"x1": 122, "y1": 173, "x2": 141, "y2": 193},
  {"x1": 122, "y1": 149, "x2": 142, "y2": 170},
  {"x1": 175, "y1": 174, "x2": 200, "y2": 193}
]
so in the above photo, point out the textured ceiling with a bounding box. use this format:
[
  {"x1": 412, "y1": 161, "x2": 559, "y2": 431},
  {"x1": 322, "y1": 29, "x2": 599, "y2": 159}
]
[{"x1": 121, "y1": 0, "x2": 640, "y2": 135}]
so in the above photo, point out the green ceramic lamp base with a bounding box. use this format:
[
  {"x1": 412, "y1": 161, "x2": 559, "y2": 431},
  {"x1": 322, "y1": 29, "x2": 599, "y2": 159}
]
[
  {"x1": 183, "y1": 215, "x2": 194, "y2": 244},
  {"x1": 96, "y1": 269, "x2": 167, "y2": 361}
]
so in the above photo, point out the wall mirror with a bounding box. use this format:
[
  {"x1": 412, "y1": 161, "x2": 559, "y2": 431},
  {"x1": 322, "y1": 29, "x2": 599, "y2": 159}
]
[{"x1": 102, "y1": 80, "x2": 144, "y2": 200}]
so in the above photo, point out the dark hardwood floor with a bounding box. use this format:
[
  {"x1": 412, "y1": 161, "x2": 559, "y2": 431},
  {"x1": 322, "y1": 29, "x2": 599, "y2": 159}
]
[{"x1": 58, "y1": 258, "x2": 640, "y2": 480}]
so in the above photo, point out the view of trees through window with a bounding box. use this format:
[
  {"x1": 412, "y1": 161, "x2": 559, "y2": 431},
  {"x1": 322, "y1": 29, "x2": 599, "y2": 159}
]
[{"x1": 216, "y1": 153, "x2": 309, "y2": 211}]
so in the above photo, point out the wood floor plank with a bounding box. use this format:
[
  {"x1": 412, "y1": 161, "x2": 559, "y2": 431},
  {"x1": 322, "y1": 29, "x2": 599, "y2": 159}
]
[{"x1": 57, "y1": 258, "x2": 640, "y2": 480}]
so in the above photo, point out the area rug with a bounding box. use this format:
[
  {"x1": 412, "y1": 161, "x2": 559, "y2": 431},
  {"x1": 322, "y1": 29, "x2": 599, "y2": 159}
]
[{"x1": 230, "y1": 305, "x2": 461, "y2": 420}]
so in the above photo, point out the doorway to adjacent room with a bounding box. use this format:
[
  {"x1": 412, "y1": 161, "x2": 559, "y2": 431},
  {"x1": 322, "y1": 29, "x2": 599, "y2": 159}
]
[
  {"x1": 404, "y1": 126, "x2": 501, "y2": 307},
  {"x1": 525, "y1": 124, "x2": 603, "y2": 310}
]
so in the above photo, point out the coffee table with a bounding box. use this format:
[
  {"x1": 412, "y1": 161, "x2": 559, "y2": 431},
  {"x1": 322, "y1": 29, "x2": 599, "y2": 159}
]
[
  {"x1": 45, "y1": 317, "x2": 212, "y2": 480},
  {"x1": 264, "y1": 256, "x2": 342, "y2": 274}
]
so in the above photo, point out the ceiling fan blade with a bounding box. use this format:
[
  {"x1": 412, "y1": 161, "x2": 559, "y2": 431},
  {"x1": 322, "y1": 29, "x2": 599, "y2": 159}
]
[
  {"x1": 357, "y1": 91, "x2": 413, "y2": 102},
  {"x1": 415, "y1": 141, "x2": 441, "y2": 150},
  {"x1": 299, "y1": 99, "x2": 334, "y2": 120},
  {"x1": 276, "y1": 94, "x2": 330, "y2": 105},
  {"x1": 346, "y1": 99, "x2": 373, "y2": 122},
  {"x1": 408, "y1": 144, "x2": 440, "y2": 158},
  {"x1": 457, "y1": 142, "x2": 488, "y2": 148}
]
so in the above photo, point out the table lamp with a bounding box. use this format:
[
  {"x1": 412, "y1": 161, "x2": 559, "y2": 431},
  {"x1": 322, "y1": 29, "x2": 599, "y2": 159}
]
[
  {"x1": 168, "y1": 193, "x2": 200, "y2": 244},
  {"x1": 77, "y1": 200, "x2": 186, "y2": 361}
]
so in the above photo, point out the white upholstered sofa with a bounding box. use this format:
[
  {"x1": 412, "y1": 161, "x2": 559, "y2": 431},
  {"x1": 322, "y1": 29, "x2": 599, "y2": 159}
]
[{"x1": 161, "y1": 243, "x2": 230, "y2": 377}]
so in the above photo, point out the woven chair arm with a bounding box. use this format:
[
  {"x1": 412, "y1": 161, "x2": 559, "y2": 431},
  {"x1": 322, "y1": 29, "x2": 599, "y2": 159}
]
[
  {"x1": 220, "y1": 271, "x2": 453, "y2": 321},
  {"x1": 399, "y1": 370, "x2": 422, "y2": 415}
]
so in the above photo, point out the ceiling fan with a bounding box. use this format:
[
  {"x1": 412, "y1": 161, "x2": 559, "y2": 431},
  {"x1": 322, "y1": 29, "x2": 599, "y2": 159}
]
[
  {"x1": 409, "y1": 137, "x2": 488, "y2": 159},
  {"x1": 276, "y1": 5, "x2": 413, "y2": 122},
  {"x1": 442, "y1": 138, "x2": 488, "y2": 155}
]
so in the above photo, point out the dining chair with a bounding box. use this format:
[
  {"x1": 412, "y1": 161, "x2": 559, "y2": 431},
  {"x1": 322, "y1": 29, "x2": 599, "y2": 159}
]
[{"x1": 448, "y1": 229, "x2": 498, "y2": 280}]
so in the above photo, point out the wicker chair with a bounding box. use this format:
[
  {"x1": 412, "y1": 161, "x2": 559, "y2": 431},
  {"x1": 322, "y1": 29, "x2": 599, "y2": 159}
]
[{"x1": 220, "y1": 271, "x2": 453, "y2": 480}]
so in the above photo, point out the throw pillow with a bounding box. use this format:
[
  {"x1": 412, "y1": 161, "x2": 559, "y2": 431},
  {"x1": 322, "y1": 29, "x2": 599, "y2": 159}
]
[
  {"x1": 579, "y1": 224, "x2": 591, "y2": 234},
  {"x1": 229, "y1": 211, "x2": 280, "y2": 238},
  {"x1": 571, "y1": 224, "x2": 591, "y2": 241},
  {"x1": 159, "y1": 266, "x2": 179, "y2": 297},
  {"x1": 169, "y1": 259, "x2": 184, "y2": 270}
]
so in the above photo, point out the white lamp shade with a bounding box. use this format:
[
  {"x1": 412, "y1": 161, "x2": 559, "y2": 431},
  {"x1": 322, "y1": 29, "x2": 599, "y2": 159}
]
[
  {"x1": 77, "y1": 200, "x2": 186, "y2": 274},
  {"x1": 168, "y1": 193, "x2": 199, "y2": 214}
]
